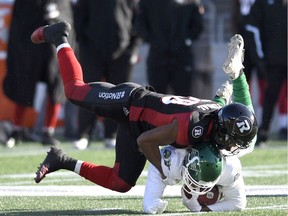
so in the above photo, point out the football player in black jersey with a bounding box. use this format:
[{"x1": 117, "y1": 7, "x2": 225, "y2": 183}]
[{"x1": 31, "y1": 22, "x2": 257, "y2": 193}]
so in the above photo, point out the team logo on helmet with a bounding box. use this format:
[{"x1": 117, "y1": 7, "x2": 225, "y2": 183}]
[
  {"x1": 186, "y1": 148, "x2": 201, "y2": 172},
  {"x1": 163, "y1": 148, "x2": 172, "y2": 170},
  {"x1": 191, "y1": 126, "x2": 204, "y2": 138},
  {"x1": 234, "y1": 116, "x2": 253, "y2": 136}
]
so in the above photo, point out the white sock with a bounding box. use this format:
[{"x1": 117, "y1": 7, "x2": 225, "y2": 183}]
[
  {"x1": 56, "y1": 43, "x2": 71, "y2": 53},
  {"x1": 74, "y1": 160, "x2": 83, "y2": 174}
]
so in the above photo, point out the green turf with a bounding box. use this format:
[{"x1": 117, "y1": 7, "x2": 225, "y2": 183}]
[
  {"x1": 0, "y1": 139, "x2": 287, "y2": 215},
  {"x1": 0, "y1": 196, "x2": 287, "y2": 215}
]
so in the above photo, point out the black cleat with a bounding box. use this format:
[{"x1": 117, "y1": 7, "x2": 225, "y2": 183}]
[
  {"x1": 34, "y1": 147, "x2": 66, "y2": 183},
  {"x1": 31, "y1": 21, "x2": 71, "y2": 45}
]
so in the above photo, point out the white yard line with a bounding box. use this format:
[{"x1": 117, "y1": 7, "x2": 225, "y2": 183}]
[
  {"x1": 0, "y1": 164, "x2": 287, "y2": 180},
  {"x1": 0, "y1": 185, "x2": 287, "y2": 197}
]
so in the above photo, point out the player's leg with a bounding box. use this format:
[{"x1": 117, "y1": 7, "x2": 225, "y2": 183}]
[
  {"x1": 31, "y1": 22, "x2": 141, "y2": 122},
  {"x1": 78, "y1": 123, "x2": 146, "y2": 191},
  {"x1": 31, "y1": 22, "x2": 92, "y2": 102},
  {"x1": 34, "y1": 123, "x2": 146, "y2": 192},
  {"x1": 257, "y1": 66, "x2": 284, "y2": 145},
  {"x1": 277, "y1": 76, "x2": 287, "y2": 140}
]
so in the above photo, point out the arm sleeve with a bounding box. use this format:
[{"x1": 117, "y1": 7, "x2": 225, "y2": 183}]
[
  {"x1": 207, "y1": 158, "x2": 247, "y2": 211},
  {"x1": 213, "y1": 96, "x2": 226, "y2": 106},
  {"x1": 232, "y1": 73, "x2": 257, "y2": 156},
  {"x1": 143, "y1": 164, "x2": 167, "y2": 211},
  {"x1": 207, "y1": 176, "x2": 246, "y2": 211},
  {"x1": 232, "y1": 73, "x2": 254, "y2": 112},
  {"x1": 143, "y1": 146, "x2": 185, "y2": 211}
]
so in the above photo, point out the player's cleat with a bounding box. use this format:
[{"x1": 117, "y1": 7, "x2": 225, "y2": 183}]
[
  {"x1": 34, "y1": 147, "x2": 66, "y2": 183},
  {"x1": 5, "y1": 130, "x2": 23, "y2": 148},
  {"x1": 222, "y1": 34, "x2": 245, "y2": 80},
  {"x1": 73, "y1": 137, "x2": 89, "y2": 150},
  {"x1": 41, "y1": 131, "x2": 60, "y2": 146},
  {"x1": 255, "y1": 128, "x2": 268, "y2": 148},
  {"x1": 31, "y1": 21, "x2": 71, "y2": 45}
]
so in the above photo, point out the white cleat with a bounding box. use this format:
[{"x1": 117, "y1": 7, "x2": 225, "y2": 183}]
[
  {"x1": 222, "y1": 34, "x2": 245, "y2": 80},
  {"x1": 73, "y1": 137, "x2": 89, "y2": 150},
  {"x1": 6, "y1": 137, "x2": 16, "y2": 148}
]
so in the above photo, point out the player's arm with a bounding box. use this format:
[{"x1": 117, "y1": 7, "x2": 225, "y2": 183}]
[
  {"x1": 206, "y1": 177, "x2": 246, "y2": 211},
  {"x1": 143, "y1": 163, "x2": 168, "y2": 214},
  {"x1": 137, "y1": 119, "x2": 178, "y2": 178},
  {"x1": 232, "y1": 72, "x2": 254, "y2": 112},
  {"x1": 232, "y1": 72, "x2": 257, "y2": 157},
  {"x1": 206, "y1": 158, "x2": 246, "y2": 211},
  {"x1": 143, "y1": 146, "x2": 184, "y2": 214},
  {"x1": 182, "y1": 176, "x2": 246, "y2": 212},
  {"x1": 213, "y1": 73, "x2": 253, "y2": 111}
]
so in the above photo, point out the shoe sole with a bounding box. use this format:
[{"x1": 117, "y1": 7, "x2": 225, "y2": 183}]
[
  {"x1": 31, "y1": 21, "x2": 71, "y2": 44},
  {"x1": 222, "y1": 34, "x2": 244, "y2": 78},
  {"x1": 35, "y1": 164, "x2": 49, "y2": 183},
  {"x1": 34, "y1": 147, "x2": 63, "y2": 183},
  {"x1": 31, "y1": 26, "x2": 46, "y2": 44}
]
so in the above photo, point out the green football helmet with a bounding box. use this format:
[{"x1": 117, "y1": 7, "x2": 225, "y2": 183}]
[{"x1": 182, "y1": 142, "x2": 223, "y2": 195}]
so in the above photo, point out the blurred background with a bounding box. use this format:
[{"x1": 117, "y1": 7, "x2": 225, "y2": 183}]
[{"x1": 0, "y1": 0, "x2": 286, "y2": 147}]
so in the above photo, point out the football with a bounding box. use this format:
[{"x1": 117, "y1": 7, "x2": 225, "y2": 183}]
[
  {"x1": 182, "y1": 185, "x2": 222, "y2": 205},
  {"x1": 197, "y1": 185, "x2": 222, "y2": 205}
]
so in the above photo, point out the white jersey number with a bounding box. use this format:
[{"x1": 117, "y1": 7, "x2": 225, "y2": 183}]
[
  {"x1": 161, "y1": 96, "x2": 200, "y2": 106},
  {"x1": 161, "y1": 96, "x2": 220, "y2": 110}
]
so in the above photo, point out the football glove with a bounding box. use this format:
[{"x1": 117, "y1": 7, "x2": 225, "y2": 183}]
[
  {"x1": 181, "y1": 187, "x2": 202, "y2": 212},
  {"x1": 144, "y1": 199, "x2": 168, "y2": 214},
  {"x1": 216, "y1": 81, "x2": 233, "y2": 104}
]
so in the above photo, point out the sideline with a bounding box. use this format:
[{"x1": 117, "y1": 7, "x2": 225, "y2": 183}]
[{"x1": 0, "y1": 185, "x2": 287, "y2": 197}]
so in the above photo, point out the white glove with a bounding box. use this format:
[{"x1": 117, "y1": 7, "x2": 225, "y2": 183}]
[
  {"x1": 162, "y1": 177, "x2": 180, "y2": 186},
  {"x1": 181, "y1": 187, "x2": 202, "y2": 212},
  {"x1": 144, "y1": 199, "x2": 168, "y2": 214},
  {"x1": 216, "y1": 81, "x2": 233, "y2": 104}
]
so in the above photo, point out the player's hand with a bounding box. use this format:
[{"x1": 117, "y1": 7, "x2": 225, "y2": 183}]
[
  {"x1": 181, "y1": 187, "x2": 202, "y2": 212},
  {"x1": 144, "y1": 199, "x2": 168, "y2": 214},
  {"x1": 216, "y1": 81, "x2": 233, "y2": 104},
  {"x1": 162, "y1": 177, "x2": 180, "y2": 185}
]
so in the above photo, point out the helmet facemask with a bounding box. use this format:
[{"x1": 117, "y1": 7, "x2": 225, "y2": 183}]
[
  {"x1": 215, "y1": 121, "x2": 249, "y2": 156},
  {"x1": 181, "y1": 144, "x2": 222, "y2": 195},
  {"x1": 214, "y1": 103, "x2": 258, "y2": 156}
]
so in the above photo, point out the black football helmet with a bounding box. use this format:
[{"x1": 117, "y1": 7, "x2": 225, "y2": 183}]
[{"x1": 213, "y1": 103, "x2": 258, "y2": 155}]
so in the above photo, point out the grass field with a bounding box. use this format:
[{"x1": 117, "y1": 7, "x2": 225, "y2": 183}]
[{"x1": 0, "y1": 139, "x2": 287, "y2": 216}]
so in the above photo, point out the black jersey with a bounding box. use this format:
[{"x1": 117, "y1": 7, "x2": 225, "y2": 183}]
[{"x1": 129, "y1": 88, "x2": 222, "y2": 147}]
